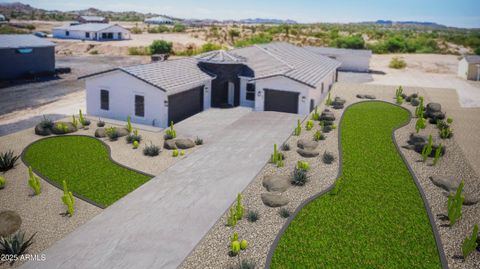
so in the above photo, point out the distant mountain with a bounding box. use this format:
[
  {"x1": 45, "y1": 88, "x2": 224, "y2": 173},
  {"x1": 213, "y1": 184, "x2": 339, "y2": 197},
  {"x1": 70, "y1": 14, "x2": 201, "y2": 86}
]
[
  {"x1": 368, "y1": 20, "x2": 447, "y2": 29},
  {"x1": 238, "y1": 18, "x2": 297, "y2": 24}
]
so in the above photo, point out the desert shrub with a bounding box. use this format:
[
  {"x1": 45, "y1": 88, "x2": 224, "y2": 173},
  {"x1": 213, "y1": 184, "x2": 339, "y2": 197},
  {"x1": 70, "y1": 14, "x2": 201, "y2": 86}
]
[
  {"x1": 89, "y1": 50, "x2": 99, "y2": 55},
  {"x1": 297, "y1": 160, "x2": 310, "y2": 171},
  {"x1": 150, "y1": 40, "x2": 173, "y2": 54},
  {"x1": 128, "y1": 46, "x2": 151, "y2": 55},
  {"x1": 130, "y1": 27, "x2": 143, "y2": 34},
  {"x1": 39, "y1": 115, "x2": 54, "y2": 129},
  {"x1": 228, "y1": 260, "x2": 256, "y2": 269},
  {"x1": 291, "y1": 167, "x2": 308, "y2": 186},
  {"x1": 281, "y1": 142, "x2": 290, "y2": 151},
  {"x1": 322, "y1": 151, "x2": 335, "y2": 164},
  {"x1": 143, "y1": 143, "x2": 160, "y2": 156},
  {"x1": 200, "y1": 42, "x2": 223, "y2": 53},
  {"x1": 313, "y1": 130, "x2": 325, "y2": 141},
  {"x1": 0, "y1": 231, "x2": 36, "y2": 264},
  {"x1": 172, "y1": 149, "x2": 179, "y2": 157},
  {"x1": 330, "y1": 35, "x2": 365, "y2": 49},
  {"x1": 279, "y1": 208, "x2": 291, "y2": 218},
  {"x1": 462, "y1": 224, "x2": 478, "y2": 259},
  {"x1": 234, "y1": 33, "x2": 272, "y2": 48},
  {"x1": 147, "y1": 25, "x2": 169, "y2": 33},
  {"x1": 246, "y1": 210, "x2": 259, "y2": 222},
  {"x1": 172, "y1": 23, "x2": 186, "y2": 32},
  {"x1": 164, "y1": 121, "x2": 176, "y2": 139},
  {"x1": 305, "y1": 120, "x2": 314, "y2": 130},
  {"x1": 195, "y1": 137, "x2": 203, "y2": 145},
  {"x1": 389, "y1": 57, "x2": 407, "y2": 69},
  {"x1": 97, "y1": 120, "x2": 105, "y2": 127},
  {"x1": 105, "y1": 127, "x2": 119, "y2": 141},
  {"x1": 126, "y1": 134, "x2": 142, "y2": 144},
  {"x1": 0, "y1": 150, "x2": 20, "y2": 172}
]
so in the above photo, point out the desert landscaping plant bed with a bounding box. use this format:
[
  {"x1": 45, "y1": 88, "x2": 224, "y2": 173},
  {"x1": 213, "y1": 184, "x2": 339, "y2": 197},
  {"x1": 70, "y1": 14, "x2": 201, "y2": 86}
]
[
  {"x1": 22, "y1": 135, "x2": 152, "y2": 207},
  {"x1": 270, "y1": 102, "x2": 441, "y2": 268}
]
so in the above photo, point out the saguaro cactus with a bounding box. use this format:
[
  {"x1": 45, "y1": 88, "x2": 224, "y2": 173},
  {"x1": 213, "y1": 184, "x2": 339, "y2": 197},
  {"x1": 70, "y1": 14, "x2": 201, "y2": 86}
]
[
  {"x1": 447, "y1": 180, "x2": 464, "y2": 226},
  {"x1": 28, "y1": 166, "x2": 41, "y2": 195},
  {"x1": 294, "y1": 119, "x2": 302, "y2": 136},
  {"x1": 235, "y1": 193, "x2": 244, "y2": 220},
  {"x1": 421, "y1": 135, "x2": 433, "y2": 162},
  {"x1": 62, "y1": 180, "x2": 75, "y2": 216}
]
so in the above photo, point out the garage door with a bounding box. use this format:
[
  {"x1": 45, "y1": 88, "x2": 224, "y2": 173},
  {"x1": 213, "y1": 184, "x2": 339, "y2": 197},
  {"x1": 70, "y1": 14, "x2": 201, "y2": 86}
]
[
  {"x1": 264, "y1": 89, "x2": 299, "y2": 114},
  {"x1": 168, "y1": 86, "x2": 204, "y2": 124}
]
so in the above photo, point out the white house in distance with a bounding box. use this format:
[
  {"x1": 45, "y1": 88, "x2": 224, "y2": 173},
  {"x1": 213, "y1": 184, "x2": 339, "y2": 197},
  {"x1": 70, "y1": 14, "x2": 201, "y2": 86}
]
[
  {"x1": 458, "y1": 55, "x2": 480, "y2": 81},
  {"x1": 306, "y1": 46, "x2": 372, "y2": 72},
  {"x1": 52, "y1": 23, "x2": 130, "y2": 40},
  {"x1": 77, "y1": 15, "x2": 109, "y2": 24},
  {"x1": 81, "y1": 42, "x2": 341, "y2": 128},
  {"x1": 144, "y1": 16, "x2": 174, "y2": 25}
]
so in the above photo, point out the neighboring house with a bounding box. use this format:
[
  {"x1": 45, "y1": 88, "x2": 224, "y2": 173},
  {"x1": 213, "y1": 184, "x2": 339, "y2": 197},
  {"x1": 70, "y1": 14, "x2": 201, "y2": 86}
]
[
  {"x1": 306, "y1": 46, "x2": 372, "y2": 72},
  {"x1": 144, "y1": 16, "x2": 174, "y2": 25},
  {"x1": 78, "y1": 15, "x2": 109, "y2": 24},
  {"x1": 458, "y1": 55, "x2": 480, "y2": 81},
  {"x1": 0, "y1": 14, "x2": 6, "y2": 22},
  {"x1": 52, "y1": 23, "x2": 130, "y2": 40},
  {"x1": 81, "y1": 42, "x2": 341, "y2": 127},
  {"x1": 0, "y1": 34, "x2": 55, "y2": 80}
]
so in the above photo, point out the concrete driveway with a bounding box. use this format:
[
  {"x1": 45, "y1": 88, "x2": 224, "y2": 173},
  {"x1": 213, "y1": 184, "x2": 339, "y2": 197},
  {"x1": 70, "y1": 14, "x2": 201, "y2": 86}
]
[{"x1": 21, "y1": 108, "x2": 299, "y2": 269}]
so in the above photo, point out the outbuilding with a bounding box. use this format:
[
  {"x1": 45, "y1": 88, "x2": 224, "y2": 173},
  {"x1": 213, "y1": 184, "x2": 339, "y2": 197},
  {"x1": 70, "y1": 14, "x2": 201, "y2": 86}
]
[
  {"x1": 306, "y1": 46, "x2": 371, "y2": 72},
  {"x1": 78, "y1": 15, "x2": 109, "y2": 24},
  {"x1": 144, "y1": 16, "x2": 174, "y2": 25},
  {"x1": 458, "y1": 55, "x2": 480, "y2": 81},
  {"x1": 52, "y1": 23, "x2": 130, "y2": 41},
  {"x1": 81, "y1": 42, "x2": 340, "y2": 128},
  {"x1": 0, "y1": 34, "x2": 55, "y2": 80}
]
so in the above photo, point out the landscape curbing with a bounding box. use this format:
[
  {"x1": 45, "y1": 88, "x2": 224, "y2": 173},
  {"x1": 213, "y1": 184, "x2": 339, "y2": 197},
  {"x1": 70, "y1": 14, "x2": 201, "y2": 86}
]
[
  {"x1": 20, "y1": 134, "x2": 155, "y2": 209},
  {"x1": 264, "y1": 100, "x2": 448, "y2": 269}
]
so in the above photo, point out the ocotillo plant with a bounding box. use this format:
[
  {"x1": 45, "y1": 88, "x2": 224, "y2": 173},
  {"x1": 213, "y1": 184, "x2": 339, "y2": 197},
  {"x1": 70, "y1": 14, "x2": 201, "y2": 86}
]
[
  {"x1": 415, "y1": 117, "x2": 426, "y2": 133},
  {"x1": 126, "y1": 115, "x2": 133, "y2": 133},
  {"x1": 325, "y1": 92, "x2": 332, "y2": 106},
  {"x1": 61, "y1": 180, "x2": 75, "y2": 216},
  {"x1": 294, "y1": 119, "x2": 302, "y2": 136},
  {"x1": 421, "y1": 135, "x2": 433, "y2": 162},
  {"x1": 448, "y1": 180, "x2": 464, "y2": 226},
  {"x1": 462, "y1": 224, "x2": 478, "y2": 259},
  {"x1": 433, "y1": 143, "x2": 442, "y2": 166},
  {"x1": 235, "y1": 193, "x2": 244, "y2": 220},
  {"x1": 28, "y1": 166, "x2": 41, "y2": 195}
]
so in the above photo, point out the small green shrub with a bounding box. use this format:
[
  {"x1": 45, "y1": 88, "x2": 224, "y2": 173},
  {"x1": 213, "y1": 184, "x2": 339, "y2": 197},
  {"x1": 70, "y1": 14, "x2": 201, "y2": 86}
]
[
  {"x1": 228, "y1": 260, "x2": 256, "y2": 269},
  {"x1": 291, "y1": 167, "x2": 308, "y2": 186},
  {"x1": 61, "y1": 180, "x2": 75, "y2": 216},
  {"x1": 294, "y1": 119, "x2": 302, "y2": 136},
  {"x1": 165, "y1": 121, "x2": 176, "y2": 139},
  {"x1": 105, "y1": 127, "x2": 119, "y2": 141},
  {"x1": 240, "y1": 239, "x2": 248, "y2": 250},
  {"x1": 297, "y1": 160, "x2": 310, "y2": 171},
  {"x1": 279, "y1": 208, "x2": 291, "y2": 218},
  {"x1": 415, "y1": 117, "x2": 427, "y2": 133},
  {"x1": 395, "y1": 86, "x2": 403, "y2": 98},
  {"x1": 421, "y1": 135, "x2": 433, "y2": 162},
  {"x1": 149, "y1": 40, "x2": 173, "y2": 54},
  {"x1": 396, "y1": 95, "x2": 404, "y2": 105},
  {"x1": 195, "y1": 137, "x2": 203, "y2": 145},
  {"x1": 231, "y1": 240, "x2": 241, "y2": 256},
  {"x1": 313, "y1": 130, "x2": 325, "y2": 141},
  {"x1": 0, "y1": 175, "x2": 5, "y2": 189},
  {"x1": 71, "y1": 115, "x2": 78, "y2": 129},
  {"x1": 28, "y1": 166, "x2": 41, "y2": 195},
  {"x1": 246, "y1": 210, "x2": 259, "y2": 222},
  {"x1": 311, "y1": 106, "x2": 319, "y2": 120},
  {"x1": 389, "y1": 57, "x2": 407, "y2": 69},
  {"x1": 78, "y1": 109, "x2": 90, "y2": 127},
  {"x1": 331, "y1": 123, "x2": 337, "y2": 130},
  {"x1": 227, "y1": 206, "x2": 237, "y2": 227},
  {"x1": 143, "y1": 143, "x2": 160, "y2": 156},
  {"x1": 130, "y1": 27, "x2": 142, "y2": 34},
  {"x1": 231, "y1": 232, "x2": 239, "y2": 242},
  {"x1": 462, "y1": 224, "x2": 478, "y2": 259},
  {"x1": 305, "y1": 120, "x2": 314, "y2": 131},
  {"x1": 235, "y1": 193, "x2": 244, "y2": 220},
  {"x1": 447, "y1": 117, "x2": 453, "y2": 124},
  {"x1": 0, "y1": 150, "x2": 20, "y2": 172},
  {"x1": 322, "y1": 151, "x2": 335, "y2": 164},
  {"x1": 0, "y1": 231, "x2": 36, "y2": 264},
  {"x1": 433, "y1": 143, "x2": 442, "y2": 166},
  {"x1": 281, "y1": 142, "x2": 290, "y2": 151},
  {"x1": 55, "y1": 122, "x2": 69, "y2": 133},
  {"x1": 448, "y1": 180, "x2": 464, "y2": 226},
  {"x1": 172, "y1": 149, "x2": 179, "y2": 157},
  {"x1": 180, "y1": 150, "x2": 185, "y2": 156}
]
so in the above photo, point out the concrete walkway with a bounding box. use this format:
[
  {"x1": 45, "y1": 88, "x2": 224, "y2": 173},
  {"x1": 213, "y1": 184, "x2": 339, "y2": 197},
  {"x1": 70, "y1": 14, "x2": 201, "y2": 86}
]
[{"x1": 21, "y1": 109, "x2": 298, "y2": 269}]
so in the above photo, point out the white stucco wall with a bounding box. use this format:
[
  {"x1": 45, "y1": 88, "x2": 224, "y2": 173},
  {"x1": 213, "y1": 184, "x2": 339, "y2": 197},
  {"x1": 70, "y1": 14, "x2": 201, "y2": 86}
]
[
  {"x1": 86, "y1": 71, "x2": 212, "y2": 128},
  {"x1": 335, "y1": 54, "x2": 370, "y2": 72},
  {"x1": 53, "y1": 25, "x2": 130, "y2": 40},
  {"x1": 239, "y1": 77, "x2": 255, "y2": 108}
]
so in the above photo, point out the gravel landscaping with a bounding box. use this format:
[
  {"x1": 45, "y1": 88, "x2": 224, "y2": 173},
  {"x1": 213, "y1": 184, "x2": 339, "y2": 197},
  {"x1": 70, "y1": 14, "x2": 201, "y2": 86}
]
[{"x1": 180, "y1": 83, "x2": 479, "y2": 269}]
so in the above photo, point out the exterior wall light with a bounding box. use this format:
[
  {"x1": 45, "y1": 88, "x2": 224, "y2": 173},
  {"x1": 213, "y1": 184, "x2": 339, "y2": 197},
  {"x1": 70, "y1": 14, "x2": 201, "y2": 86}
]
[
  {"x1": 301, "y1": 96, "x2": 307, "y2": 102},
  {"x1": 164, "y1": 100, "x2": 168, "y2": 107},
  {"x1": 204, "y1": 86, "x2": 209, "y2": 93},
  {"x1": 257, "y1": 91, "x2": 262, "y2": 97}
]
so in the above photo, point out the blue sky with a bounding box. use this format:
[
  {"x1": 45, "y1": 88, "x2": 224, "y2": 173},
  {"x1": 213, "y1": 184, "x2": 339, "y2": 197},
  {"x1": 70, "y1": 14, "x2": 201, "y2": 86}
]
[{"x1": 3, "y1": 0, "x2": 480, "y2": 28}]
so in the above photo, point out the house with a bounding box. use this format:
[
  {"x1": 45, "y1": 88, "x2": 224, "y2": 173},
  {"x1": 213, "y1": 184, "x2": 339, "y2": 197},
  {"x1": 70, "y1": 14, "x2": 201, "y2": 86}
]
[
  {"x1": 81, "y1": 42, "x2": 341, "y2": 127},
  {"x1": 52, "y1": 23, "x2": 130, "y2": 40},
  {"x1": 78, "y1": 15, "x2": 109, "y2": 24},
  {"x1": 0, "y1": 34, "x2": 55, "y2": 80},
  {"x1": 306, "y1": 46, "x2": 371, "y2": 72},
  {"x1": 144, "y1": 16, "x2": 174, "y2": 25},
  {"x1": 0, "y1": 14, "x2": 6, "y2": 22},
  {"x1": 458, "y1": 55, "x2": 480, "y2": 81}
]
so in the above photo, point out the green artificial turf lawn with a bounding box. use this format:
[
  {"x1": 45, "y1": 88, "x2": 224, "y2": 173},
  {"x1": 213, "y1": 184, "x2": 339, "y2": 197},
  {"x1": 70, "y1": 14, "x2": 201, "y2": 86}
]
[
  {"x1": 271, "y1": 102, "x2": 441, "y2": 268},
  {"x1": 24, "y1": 136, "x2": 151, "y2": 207}
]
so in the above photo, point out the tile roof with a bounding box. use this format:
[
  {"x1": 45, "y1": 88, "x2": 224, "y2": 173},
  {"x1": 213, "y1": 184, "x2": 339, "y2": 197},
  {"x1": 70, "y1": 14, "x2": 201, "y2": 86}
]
[
  {"x1": 305, "y1": 46, "x2": 372, "y2": 56},
  {"x1": 79, "y1": 16, "x2": 106, "y2": 21},
  {"x1": 53, "y1": 23, "x2": 121, "y2": 32},
  {"x1": 0, "y1": 34, "x2": 55, "y2": 49},
  {"x1": 120, "y1": 58, "x2": 215, "y2": 95},
  {"x1": 464, "y1": 55, "x2": 480, "y2": 64},
  {"x1": 196, "y1": 50, "x2": 246, "y2": 64}
]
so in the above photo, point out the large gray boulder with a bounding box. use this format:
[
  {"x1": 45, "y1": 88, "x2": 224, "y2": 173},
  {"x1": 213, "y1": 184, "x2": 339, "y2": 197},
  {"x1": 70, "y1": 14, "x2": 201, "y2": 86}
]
[
  {"x1": 175, "y1": 138, "x2": 195, "y2": 149},
  {"x1": 95, "y1": 128, "x2": 106, "y2": 138},
  {"x1": 426, "y1": 103, "x2": 441, "y2": 113},
  {"x1": 0, "y1": 210, "x2": 22, "y2": 237},
  {"x1": 263, "y1": 175, "x2": 290, "y2": 192},
  {"x1": 261, "y1": 193, "x2": 289, "y2": 207},
  {"x1": 319, "y1": 109, "x2": 335, "y2": 121},
  {"x1": 297, "y1": 148, "x2": 320, "y2": 158},
  {"x1": 429, "y1": 176, "x2": 461, "y2": 192},
  {"x1": 116, "y1": 127, "x2": 130, "y2": 137},
  {"x1": 163, "y1": 139, "x2": 177, "y2": 150},
  {"x1": 443, "y1": 191, "x2": 479, "y2": 206},
  {"x1": 297, "y1": 139, "x2": 318, "y2": 150},
  {"x1": 364, "y1": 95, "x2": 376, "y2": 100},
  {"x1": 34, "y1": 123, "x2": 52, "y2": 136}
]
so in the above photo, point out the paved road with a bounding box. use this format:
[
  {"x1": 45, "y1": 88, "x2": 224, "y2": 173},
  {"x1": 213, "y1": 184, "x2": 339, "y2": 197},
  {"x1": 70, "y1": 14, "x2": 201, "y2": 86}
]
[{"x1": 20, "y1": 108, "x2": 298, "y2": 269}]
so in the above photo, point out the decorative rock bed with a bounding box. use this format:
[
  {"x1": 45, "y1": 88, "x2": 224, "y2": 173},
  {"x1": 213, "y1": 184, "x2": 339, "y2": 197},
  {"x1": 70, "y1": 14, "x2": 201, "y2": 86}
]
[{"x1": 0, "y1": 210, "x2": 22, "y2": 237}]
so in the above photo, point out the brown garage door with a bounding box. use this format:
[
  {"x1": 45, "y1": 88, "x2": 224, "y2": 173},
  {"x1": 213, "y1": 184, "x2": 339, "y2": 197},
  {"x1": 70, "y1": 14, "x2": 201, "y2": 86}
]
[
  {"x1": 168, "y1": 86, "x2": 204, "y2": 124},
  {"x1": 264, "y1": 89, "x2": 299, "y2": 114}
]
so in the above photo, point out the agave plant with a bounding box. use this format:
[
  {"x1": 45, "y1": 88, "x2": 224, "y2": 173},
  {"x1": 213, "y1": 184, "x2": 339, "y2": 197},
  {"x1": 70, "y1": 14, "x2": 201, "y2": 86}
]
[
  {"x1": 0, "y1": 150, "x2": 20, "y2": 172},
  {"x1": 0, "y1": 231, "x2": 36, "y2": 265}
]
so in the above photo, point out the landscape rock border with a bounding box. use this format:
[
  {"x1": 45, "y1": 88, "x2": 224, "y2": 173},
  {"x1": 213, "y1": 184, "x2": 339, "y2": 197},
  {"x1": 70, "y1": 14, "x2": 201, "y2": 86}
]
[
  {"x1": 21, "y1": 135, "x2": 155, "y2": 209},
  {"x1": 264, "y1": 101, "x2": 448, "y2": 269}
]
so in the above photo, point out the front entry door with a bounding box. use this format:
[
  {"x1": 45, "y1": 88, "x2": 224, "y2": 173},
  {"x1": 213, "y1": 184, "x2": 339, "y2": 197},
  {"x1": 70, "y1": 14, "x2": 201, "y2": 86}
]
[{"x1": 228, "y1": 82, "x2": 235, "y2": 106}]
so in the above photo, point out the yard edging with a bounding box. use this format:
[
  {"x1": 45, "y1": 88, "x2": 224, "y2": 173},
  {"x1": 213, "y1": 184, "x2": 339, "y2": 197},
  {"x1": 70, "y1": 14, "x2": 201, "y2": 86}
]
[
  {"x1": 21, "y1": 134, "x2": 155, "y2": 209},
  {"x1": 264, "y1": 100, "x2": 448, "y2": 269}
]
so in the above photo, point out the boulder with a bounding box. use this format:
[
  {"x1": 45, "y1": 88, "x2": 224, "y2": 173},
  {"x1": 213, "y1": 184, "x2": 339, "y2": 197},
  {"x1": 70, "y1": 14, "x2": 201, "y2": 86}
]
[
  {"x1": 116, "y1": 128, "x2": 130, "y2": 137},
  {"x1": 429, "y1": 176, "x2": 461, "y2": 192},
  {"x1": 413, "y1": 144, "x2": 446, "y2": 157},
  {"x1": 175, "y1": 138, "x2": 196, "y2": 149},
  {"x1": 297, "y1": 139, "x2": 318, "y2": 150},
  {"x1": 95, "y1": 128, "x2": 106, "y2": 138},
  {"x1": 426, "y1": 103, "x2": 441, "y2": 113},
  {"x1": 164, "y1": 139, "x2": 177, "y2": 150},
  {"x1": 364, "y1": 95, "x2": 376, "y2": 100},
  {"x1": 262, "y1": 175, "x2": 290, "y2": 192},
  {"x1": 407, "y1": 133, "x2": 427, "y2": 146},
  {"x1": 34, "y1": 123, "x2": 51, "y2": 136},
  {"x1": 261, "y1": 193, "x2": 289, "y2": 207},
  {"x1": 331, "y1": 97, "x2": 346, "y2": 110},
  {"x1": 51, "y1": 122, "x2": 77, "y2": 134},
  {"x1": 323, "y1": 125, "x2": 333, "y2": 133},
  {"x1": 411, "y1": 98, "x2": 420, "y2": 106},
  {"x1": 319, "y1": 110, "x2": 335, "y2": 121},
  {"x1": 356, "y1": 94, "x2": 365, "y2": 99},
  {"x1": 0, "y1": 210, "x2": 22, "y2": 237},
  {"x1": 297, "y1": 148, "x2": 320, "y2": 158}
]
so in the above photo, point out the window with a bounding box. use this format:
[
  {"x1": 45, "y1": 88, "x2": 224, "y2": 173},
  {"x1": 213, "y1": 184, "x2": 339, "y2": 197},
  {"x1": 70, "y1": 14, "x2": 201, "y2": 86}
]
[
  {"x1": 16, "y1": 48, "x2": 33, "y2": 54},
  {"x1": 246, "y1": 83, "x2": 255, "y2": 101},
  {"x1": 100, "y1": 90, "x2": 109, "y2": 110},
  {"x1": 86, "y1": 32, "x2": 90, "y2": 38},
  {"x1": 135, "y1": 95, "x2": 145, "y2": 117},
  {"x1": 66, "y1": 31, "x2": 69, "y2": 36}
]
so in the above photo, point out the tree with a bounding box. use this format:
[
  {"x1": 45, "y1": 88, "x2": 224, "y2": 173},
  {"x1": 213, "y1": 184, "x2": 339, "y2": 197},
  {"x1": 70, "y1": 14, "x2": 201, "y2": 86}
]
[
  {"x1": 475, "y1": 47, "x2": 480, "y2": 55},
  {"x1": 149, "y1": 40, "x2": 173, "y2": 55},
  {"x1": 172, "y1": 23, "x2": 186, "y2": 32},
  {"x1": 228, "y1": 29, "x2": 240, "y2": 44}
]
